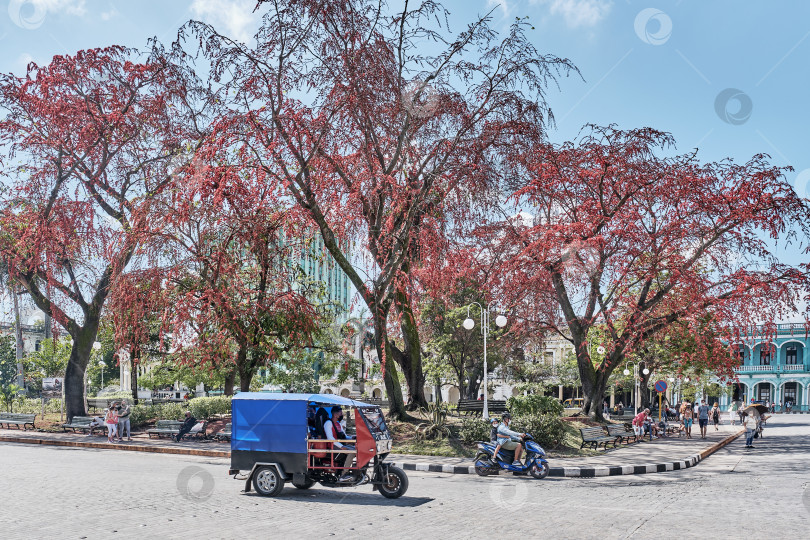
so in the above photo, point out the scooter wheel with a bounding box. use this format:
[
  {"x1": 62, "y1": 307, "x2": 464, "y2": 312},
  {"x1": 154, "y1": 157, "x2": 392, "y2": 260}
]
[
  {"x1": 530, "y1": 462, "x2": 550, "y2": 480},
  {"x1": 475, "y1": 462, "x2": 495, "y2": 476}
]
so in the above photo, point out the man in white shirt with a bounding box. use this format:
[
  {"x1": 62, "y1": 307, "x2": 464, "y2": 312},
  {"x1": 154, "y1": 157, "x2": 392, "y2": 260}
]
[{"x1": 323, "y1": 406, "x2": 354, "y2": 481}]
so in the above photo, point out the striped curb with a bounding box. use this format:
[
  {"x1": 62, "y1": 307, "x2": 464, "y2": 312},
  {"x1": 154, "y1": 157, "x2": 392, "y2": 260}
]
[
  {"x1": 392, "y1": 428, "x2": 746, "y2": 478},
  {"x1": 0, "y1": 434, "x2": 229, "y2": 458},
  {"x1": 1, "y1": 427, "x2": 745, "y2": 477}
]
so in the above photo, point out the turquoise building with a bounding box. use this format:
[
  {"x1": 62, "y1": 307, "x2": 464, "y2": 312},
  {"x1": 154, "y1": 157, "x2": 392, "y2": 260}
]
[{"x1": 724, "y1": 323, "x2": 810, "y2": 412}]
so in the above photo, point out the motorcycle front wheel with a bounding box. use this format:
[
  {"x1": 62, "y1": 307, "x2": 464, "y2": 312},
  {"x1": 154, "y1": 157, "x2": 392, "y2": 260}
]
[{"x1": 530, "y1": 461, "x2": 550, "y2": 479}]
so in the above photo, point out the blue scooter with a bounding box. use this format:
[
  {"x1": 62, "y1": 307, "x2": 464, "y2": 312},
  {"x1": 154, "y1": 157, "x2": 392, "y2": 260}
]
[{"x1": 474, "y1": 433, "x2": 550, "y2": 479}]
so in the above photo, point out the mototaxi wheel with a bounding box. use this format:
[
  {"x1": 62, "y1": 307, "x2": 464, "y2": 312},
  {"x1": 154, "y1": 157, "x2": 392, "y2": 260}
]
[
  {"x1": 378, "y1": 465, "x2": 409, "y2": 499},
  {"x1": 252, "y1": 466, "x2": 285, "y2": 496},
  {"x1": 530, "y1": 461, "x2": 550, "y2": 480},
  {"x1": 292, "y1": 478, "x2": 316, "y2": 489}
]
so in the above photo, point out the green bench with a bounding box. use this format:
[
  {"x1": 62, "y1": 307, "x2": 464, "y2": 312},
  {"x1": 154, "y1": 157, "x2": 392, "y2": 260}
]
[
  {"x1": 147, "y1": 419, "x2": 208, "y2": 440},
  {"x1": 456, "y1": 399, "x2": 508, "y2": 416},
  {"x1": 62, "y1": 416, "x2": 106, "y2": 435},
  {"x1": 606, "y1": 423, "x2": 637, "y2": 444},
  {"x1": 214, "y1": 422, "x2": 231, "y2": 441},
  {"x1": 0, "y1": 413, "x2": 36, "y2": 430},
  {"x1": 579, "y1": 426, "x2": 619, "y2": 450}
]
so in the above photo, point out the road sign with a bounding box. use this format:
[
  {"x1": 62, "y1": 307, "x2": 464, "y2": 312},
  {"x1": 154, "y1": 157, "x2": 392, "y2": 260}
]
[{"x1": 654, "y1": 380, "x2": 667, "y2": 392}]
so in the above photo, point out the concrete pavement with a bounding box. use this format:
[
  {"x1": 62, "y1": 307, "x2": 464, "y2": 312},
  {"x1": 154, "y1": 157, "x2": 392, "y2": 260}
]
[
  {"x1": 0, "y1": 414, "x2": 807, "y2": 539},
  {"x1": 0, "y1": 420, "x2": 743, "y2": 476}
]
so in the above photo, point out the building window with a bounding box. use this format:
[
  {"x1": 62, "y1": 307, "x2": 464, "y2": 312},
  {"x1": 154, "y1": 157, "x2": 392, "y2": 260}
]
[
  {"x1": 785, "y1": 345, "x2": 798, "y2": 365},
  {"x1": 737, "y1": 346, "x2": 745, "y2": 365},
  {"x1": 784, "y1": 382, "x2": 797, "y2": 404},
  {"x1": 759, "y1": 348, "x2": 772, "y2": 365},
  {"x1": 35, "y1": 340, "x2": 41, "y2": 352}
]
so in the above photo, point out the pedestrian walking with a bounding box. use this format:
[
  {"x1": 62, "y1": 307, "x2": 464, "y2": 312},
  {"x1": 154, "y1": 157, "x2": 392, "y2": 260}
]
[
  {"x1": 104, "y1": 407, "x2": 119, "y2": 443},
  {"x1": 680, "y1": 401, "x2": 693, "y2": 439},
  {"x1": 117, "y1": 400, "x2": 132, "y2": 442},
  {"x1": 728, "y1": 400, "x2": 737, "y2": 425},
  {"x1": 711, "y1": 402, "x2": 720, "y2": 431},
  {"x1": 697, "y1": 400, "x2": 710, "y2": 439},
  {"x1": 743, "y1": 411, "x2": 758, "y2": 448}
]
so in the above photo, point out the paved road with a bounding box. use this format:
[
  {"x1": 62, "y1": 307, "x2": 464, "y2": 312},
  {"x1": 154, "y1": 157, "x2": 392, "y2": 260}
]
[{"x1": 2, "y1": 415, "x2": 808, "y2": 539}]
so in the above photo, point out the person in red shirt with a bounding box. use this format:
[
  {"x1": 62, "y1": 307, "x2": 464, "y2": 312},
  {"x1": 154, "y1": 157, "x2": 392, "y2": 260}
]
[{"x1": 632, "y1": 409, "x2": 650, "y2": 442}]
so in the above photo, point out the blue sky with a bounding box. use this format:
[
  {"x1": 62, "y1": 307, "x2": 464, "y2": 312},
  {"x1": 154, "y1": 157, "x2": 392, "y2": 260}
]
[
  {"x1": 0, "y1": 0, "x2": 807, "y2": 259},
  {"x1": 1, "y1": 0, "x2": 807, "y2": 185}
]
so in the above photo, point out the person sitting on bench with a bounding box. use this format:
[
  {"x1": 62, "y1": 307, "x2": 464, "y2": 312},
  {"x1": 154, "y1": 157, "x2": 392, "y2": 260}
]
[{"x1": 174, "y1": 411, "x2": 197, "y2": 442}]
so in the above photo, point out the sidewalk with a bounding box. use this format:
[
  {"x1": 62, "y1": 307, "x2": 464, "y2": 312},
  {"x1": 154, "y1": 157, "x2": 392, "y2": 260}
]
[
  {"x1": 390, "y1": 423, "x2": 743, "y2": 476},
  {"x1": 0, "y1": 422, "x2": 743, "y2": 478}
]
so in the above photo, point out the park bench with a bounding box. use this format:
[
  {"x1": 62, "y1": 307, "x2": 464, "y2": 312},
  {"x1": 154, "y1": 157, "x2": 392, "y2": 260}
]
[
  {"x1": 214, "y1": 422, "x2": 232, "y2": 441},
  {"x1": 62, "y1": 416, "x2": 106, "y2": 435},
  {"x1": 0, "y1": 413, "x2": 36, "y2": 430},
  {"x1": 147, "y1": 419, "x2": 208, "y2": 440},
  {"x1": 579, "y1": 426, "x2": 618, "y2": 450},
  {"x1": 606, "y1": 423, "x2": 637, "y2": 444},
  {"x1": 456, "y1": 399, "x2": 508, "y2": 416},
  {"x1": 87, "y1": 398, "x2": 114, "y2": 412}
]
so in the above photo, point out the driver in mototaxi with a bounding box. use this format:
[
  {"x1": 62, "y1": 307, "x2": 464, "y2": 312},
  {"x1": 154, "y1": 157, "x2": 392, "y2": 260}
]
[{"x1": 496, "y1": 413, "x2": 527, "y2": 467}]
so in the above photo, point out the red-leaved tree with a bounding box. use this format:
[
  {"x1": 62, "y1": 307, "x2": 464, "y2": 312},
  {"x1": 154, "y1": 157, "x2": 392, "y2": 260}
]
[
  {"x1": 187, "y1": 0, "x2": 576, "y2": 417},
  {"x1": 491, "y1": 125, "x2": 810, "y2": 420},
  {"x1": 0, "y1": 45, "x2": 205, "y2": 419}
]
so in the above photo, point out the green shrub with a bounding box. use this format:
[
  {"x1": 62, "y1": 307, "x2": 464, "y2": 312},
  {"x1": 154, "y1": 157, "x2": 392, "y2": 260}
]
[
  {"x1": 510, "y1": 413, "x2": 565, "y2": 449},
  {"x1": 10, "y1": 397, "x2": 63, "y2": 414},
  {"x1": 507, "y1": 394, "x2": 563, "y2": 417},
  {"x1": 459, "y1": 417, "x2": 492, "y2": 444},
  {"x1": 188, "y1": 396, "x2": 232, "y2": 420}
]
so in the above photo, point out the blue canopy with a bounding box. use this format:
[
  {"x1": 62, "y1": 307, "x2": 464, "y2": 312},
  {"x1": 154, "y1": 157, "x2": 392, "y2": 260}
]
[
  {"x1": 231, "y1": 393, "x2": 375, "y2": 455},
  {"x1": 232, "y1": 392, "x2": 374, "y2": 407}
]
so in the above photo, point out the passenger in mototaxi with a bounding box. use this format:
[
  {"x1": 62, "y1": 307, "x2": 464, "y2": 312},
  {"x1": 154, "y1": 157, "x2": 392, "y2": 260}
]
[{"x1": 323, "y1": 406, "x2": 356, "y2": 482}]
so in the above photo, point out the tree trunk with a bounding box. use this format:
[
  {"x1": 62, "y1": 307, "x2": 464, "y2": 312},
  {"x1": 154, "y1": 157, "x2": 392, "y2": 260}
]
[
  {"x1": 130, "y1": 349, "x2": 140, "y2": 405},
  {"x1": 11, "y1": 286, "x2": 24, "y2": 389},
  {"x1": 224, "y1": 369, "x2": 236, "y2": 396},
  {"x1": 64, "y1": 332, "x2": 96, "y2": 421},
  {"x1": 393, "y1": 287, "x2": 428, "y2": 410},
  {"x1": 577, "y1": 351, "x2": 611, "y2": 422},
  {"x1": 639, "y1": 363, "x2": 652, "y2": 410},
  {"x1": 237, "y1": 348, "x2": 255, "y2": 393},
  {"x1": 373, "y1": 311, "x2": 407, "y2": 420}
]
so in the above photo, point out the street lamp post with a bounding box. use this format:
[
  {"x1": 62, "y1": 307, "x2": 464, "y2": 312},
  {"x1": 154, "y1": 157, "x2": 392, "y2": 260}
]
[
  {"x1": 623, "y1": 362, "x2": 650, "y2": 416},
  {"x1": 463, "y1": 302, "x2": 507, "y2": 419},
  {"x1": 99, "y1": 359, "x2": 106, "y2": 389}
]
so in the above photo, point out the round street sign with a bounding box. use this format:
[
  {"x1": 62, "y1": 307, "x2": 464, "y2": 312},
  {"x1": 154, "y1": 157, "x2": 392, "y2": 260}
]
[{"x1": 654, "y1": 380, "x2": 667, "y2": 392}]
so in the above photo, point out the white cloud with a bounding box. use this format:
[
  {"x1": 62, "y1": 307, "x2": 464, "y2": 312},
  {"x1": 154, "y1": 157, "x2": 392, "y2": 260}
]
[
  {"x1": 190, "y1": 0, "x2": 260, "y2": 43},
  {"x1": 535, "y1": 0, "x2": 612, "y2": 28},
  {"x1": 100, "y1": 5, "x2": 119, "y2": 21}
]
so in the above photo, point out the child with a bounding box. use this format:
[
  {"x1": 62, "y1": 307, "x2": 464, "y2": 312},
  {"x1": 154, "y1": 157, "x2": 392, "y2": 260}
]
[{"x1": 489, "y1": 418, "x2": 502, "y2": 460}]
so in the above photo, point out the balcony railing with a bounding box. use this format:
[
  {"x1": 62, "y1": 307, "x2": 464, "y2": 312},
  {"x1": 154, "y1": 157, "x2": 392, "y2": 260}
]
[
  {"x1": 733, "y1": 364, "x2": 809, "y2": 373},
  {"x1": 783, "y1": 364, "x2": 806, "y2": 372},
  {"x1": 737, "y1": 322, "x2": 809, "y2": 337}
]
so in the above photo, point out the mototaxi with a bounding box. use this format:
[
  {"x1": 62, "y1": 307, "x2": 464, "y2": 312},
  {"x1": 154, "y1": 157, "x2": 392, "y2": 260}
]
[{"x1": 228, "y1": 393, "x2": 408, "y2": 498}]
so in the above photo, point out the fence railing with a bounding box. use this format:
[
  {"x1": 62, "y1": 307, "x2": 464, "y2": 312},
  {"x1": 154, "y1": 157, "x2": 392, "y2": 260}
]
[{"x1": 733, "y1": 364, "x2": 809, "y2": 373}]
